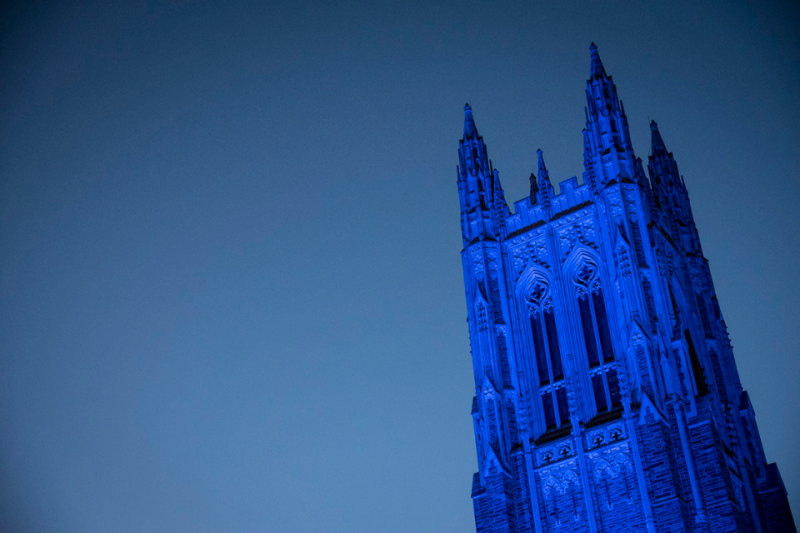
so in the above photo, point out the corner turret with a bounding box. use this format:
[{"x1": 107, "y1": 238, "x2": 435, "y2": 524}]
[
  {"x1": 582, "y1": 44, "x2": 636, "y2": 190},
  {"x1": 647, "y1": 120, "x2": 702, "y2": 254},
  {"x1": 457, "y1": 104, "x2": 507, "y2": 244}
]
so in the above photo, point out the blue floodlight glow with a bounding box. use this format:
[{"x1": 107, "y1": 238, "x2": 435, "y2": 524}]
[{"x1": 456, "y1": 44, "x2": 796, "y2": 533}]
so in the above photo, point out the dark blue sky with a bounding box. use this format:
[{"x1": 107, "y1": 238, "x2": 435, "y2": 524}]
[{"x1": 1, "y1": 1, "x2": 798, "y2": 531}]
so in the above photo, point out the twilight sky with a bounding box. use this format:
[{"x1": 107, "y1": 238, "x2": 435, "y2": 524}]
[{"x1": 1, "y1": 1, "x2": 798, "y2": 531}]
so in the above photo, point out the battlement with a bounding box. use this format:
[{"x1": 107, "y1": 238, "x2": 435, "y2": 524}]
[{"x1": 506, "y1": 176, "x2": 593, "y2": 235}]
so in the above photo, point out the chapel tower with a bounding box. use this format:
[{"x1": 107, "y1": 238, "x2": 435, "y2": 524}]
[{"x1": 456, "y1": 44, "x2": 795, "y2": 533}]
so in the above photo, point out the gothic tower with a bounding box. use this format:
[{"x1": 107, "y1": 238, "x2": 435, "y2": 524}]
[{"x1": 456, "y1": 44, "x2": 795, "y2": 533}]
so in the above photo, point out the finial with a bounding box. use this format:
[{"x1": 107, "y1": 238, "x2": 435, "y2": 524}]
[
  {"x1": 536, "y1": 149, "x2": 548, "y2": 177},
  {"x1": 463, "y1": 103, "x2": 478, "y2": 138},
  {"x1": 589, "y1": 42, "x2": 605, "y2": 78},
  {"x1": 650, "y1": 120, "x2": 666, "y2": 154},
  {"x1": 536, "y1": 150, "x2": 552, "y2": 213}
]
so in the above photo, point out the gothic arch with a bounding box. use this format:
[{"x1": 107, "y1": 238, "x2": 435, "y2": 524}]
[
  {"x1": 593, "y1": 453, "x2": 634, "y2": 508},
  {"x1": 563, "y1": 245, "x2": 625, "y2": 417},
  {"x1": 563, "y1": 245, "x2": 603, "y2": 295},
  {"x1": 515, "y1": 266, "x2": 571, "y2": 434},
  {"x1": 515, "y1": 266, "x2": 553, "y2": 313},
  {"x1": 472, "y1": 281, "x2": 491, "y2": 334}
]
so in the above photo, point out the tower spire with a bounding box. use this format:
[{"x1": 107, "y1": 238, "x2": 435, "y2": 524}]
[
  {"x1": 647, "y1": 119, "x2": 702, "y2": 253},
  {"x1": 457, "y1": 104, "x2": 506, "y2": 242},
  {"x1": 464, "y1": 103, "x2": 478, "y2": 138},
  {"x1": 537, "y1": 149, "x2": 549, "y2": 183},
  {"x1": 590, "y1": 42, "x2": 605, "y2": 78},
  {"x1": 650, "y1": 120, "x2": 667, "y2": 156},
  {"x1": 583, "y1": 43, "x2": 636, "y2": 189},
  {"x1": 586, "y1": 43, "x2": 620, "y2": 119},
  {"x1": 536, "y1": 149, "x2": 553, "y2": 215}
]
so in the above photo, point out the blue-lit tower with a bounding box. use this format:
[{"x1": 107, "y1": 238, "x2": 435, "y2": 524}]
[{"x1": 456, "y1": 44, "x2": 795, "y2": 533}]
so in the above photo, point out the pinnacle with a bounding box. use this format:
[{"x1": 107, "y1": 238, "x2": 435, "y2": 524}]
[
  {"x1": 590, "y1": 42, "x2": 605, "y2": 78},
  {"x1": 529, "y1": 172, "x2": 539, "y2": 203},
  {"x1": 463, "y1": 103, "x2": 478, "y2": 138},
  {"x1": 536, "y1": 149, "x2": 551, "y2": 185},
  {"x1": 650, "y1": 120, "x2": 667, "y2": 154},
  {"x1": 536, "y1": 149, "x2": 547, "y2": 174}
]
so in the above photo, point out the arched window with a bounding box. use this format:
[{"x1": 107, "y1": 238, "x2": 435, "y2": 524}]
[
  {"x1": 527, "y1": 278, "x2": 569, "y2": 431},
  {"x1": 574, "y1": 260, "x2": 621, "y2": 414}
]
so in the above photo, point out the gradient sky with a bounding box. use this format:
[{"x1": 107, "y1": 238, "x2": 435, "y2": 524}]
[{"x1": 1, "y1": 1, "x2": 798, "y2": 531}]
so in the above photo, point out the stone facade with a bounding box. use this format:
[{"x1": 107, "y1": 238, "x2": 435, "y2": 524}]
[{"x1": 455, "y1": 44, "x2": 795, "y2": 533}]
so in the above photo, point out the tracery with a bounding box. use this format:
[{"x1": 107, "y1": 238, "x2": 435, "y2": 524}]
[
  {"x1": 527, "y1": 276, "x2": 569, "y2": 430},
  {"x1": 574, "y1": 259, "x2": 621, "y2": 414}
]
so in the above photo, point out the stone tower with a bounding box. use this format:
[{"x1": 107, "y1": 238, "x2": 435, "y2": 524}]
[{"x1": 456, "y1": 44, "x2": 795, "y2": 533}]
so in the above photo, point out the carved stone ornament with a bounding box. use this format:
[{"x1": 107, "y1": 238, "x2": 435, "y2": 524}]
[
  {"x1": 565, "y1": 374, "x2": 580, "y2": 420},
  {"x1": 586, "y1": 422, "x2": 626, "y2": 450}
]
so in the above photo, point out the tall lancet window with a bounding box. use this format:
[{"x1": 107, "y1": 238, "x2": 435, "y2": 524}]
[
  {"x1": 527, "y1": 279, "x2": 569, "y2": 430},
  {"x1": 574, "y1": 261, "x2": 622, "y2": 414}
]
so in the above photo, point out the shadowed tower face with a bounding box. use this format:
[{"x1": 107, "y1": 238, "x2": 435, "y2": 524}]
[{"x1": 455, "y1": 44, "x2": 796, "y2": 533}]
